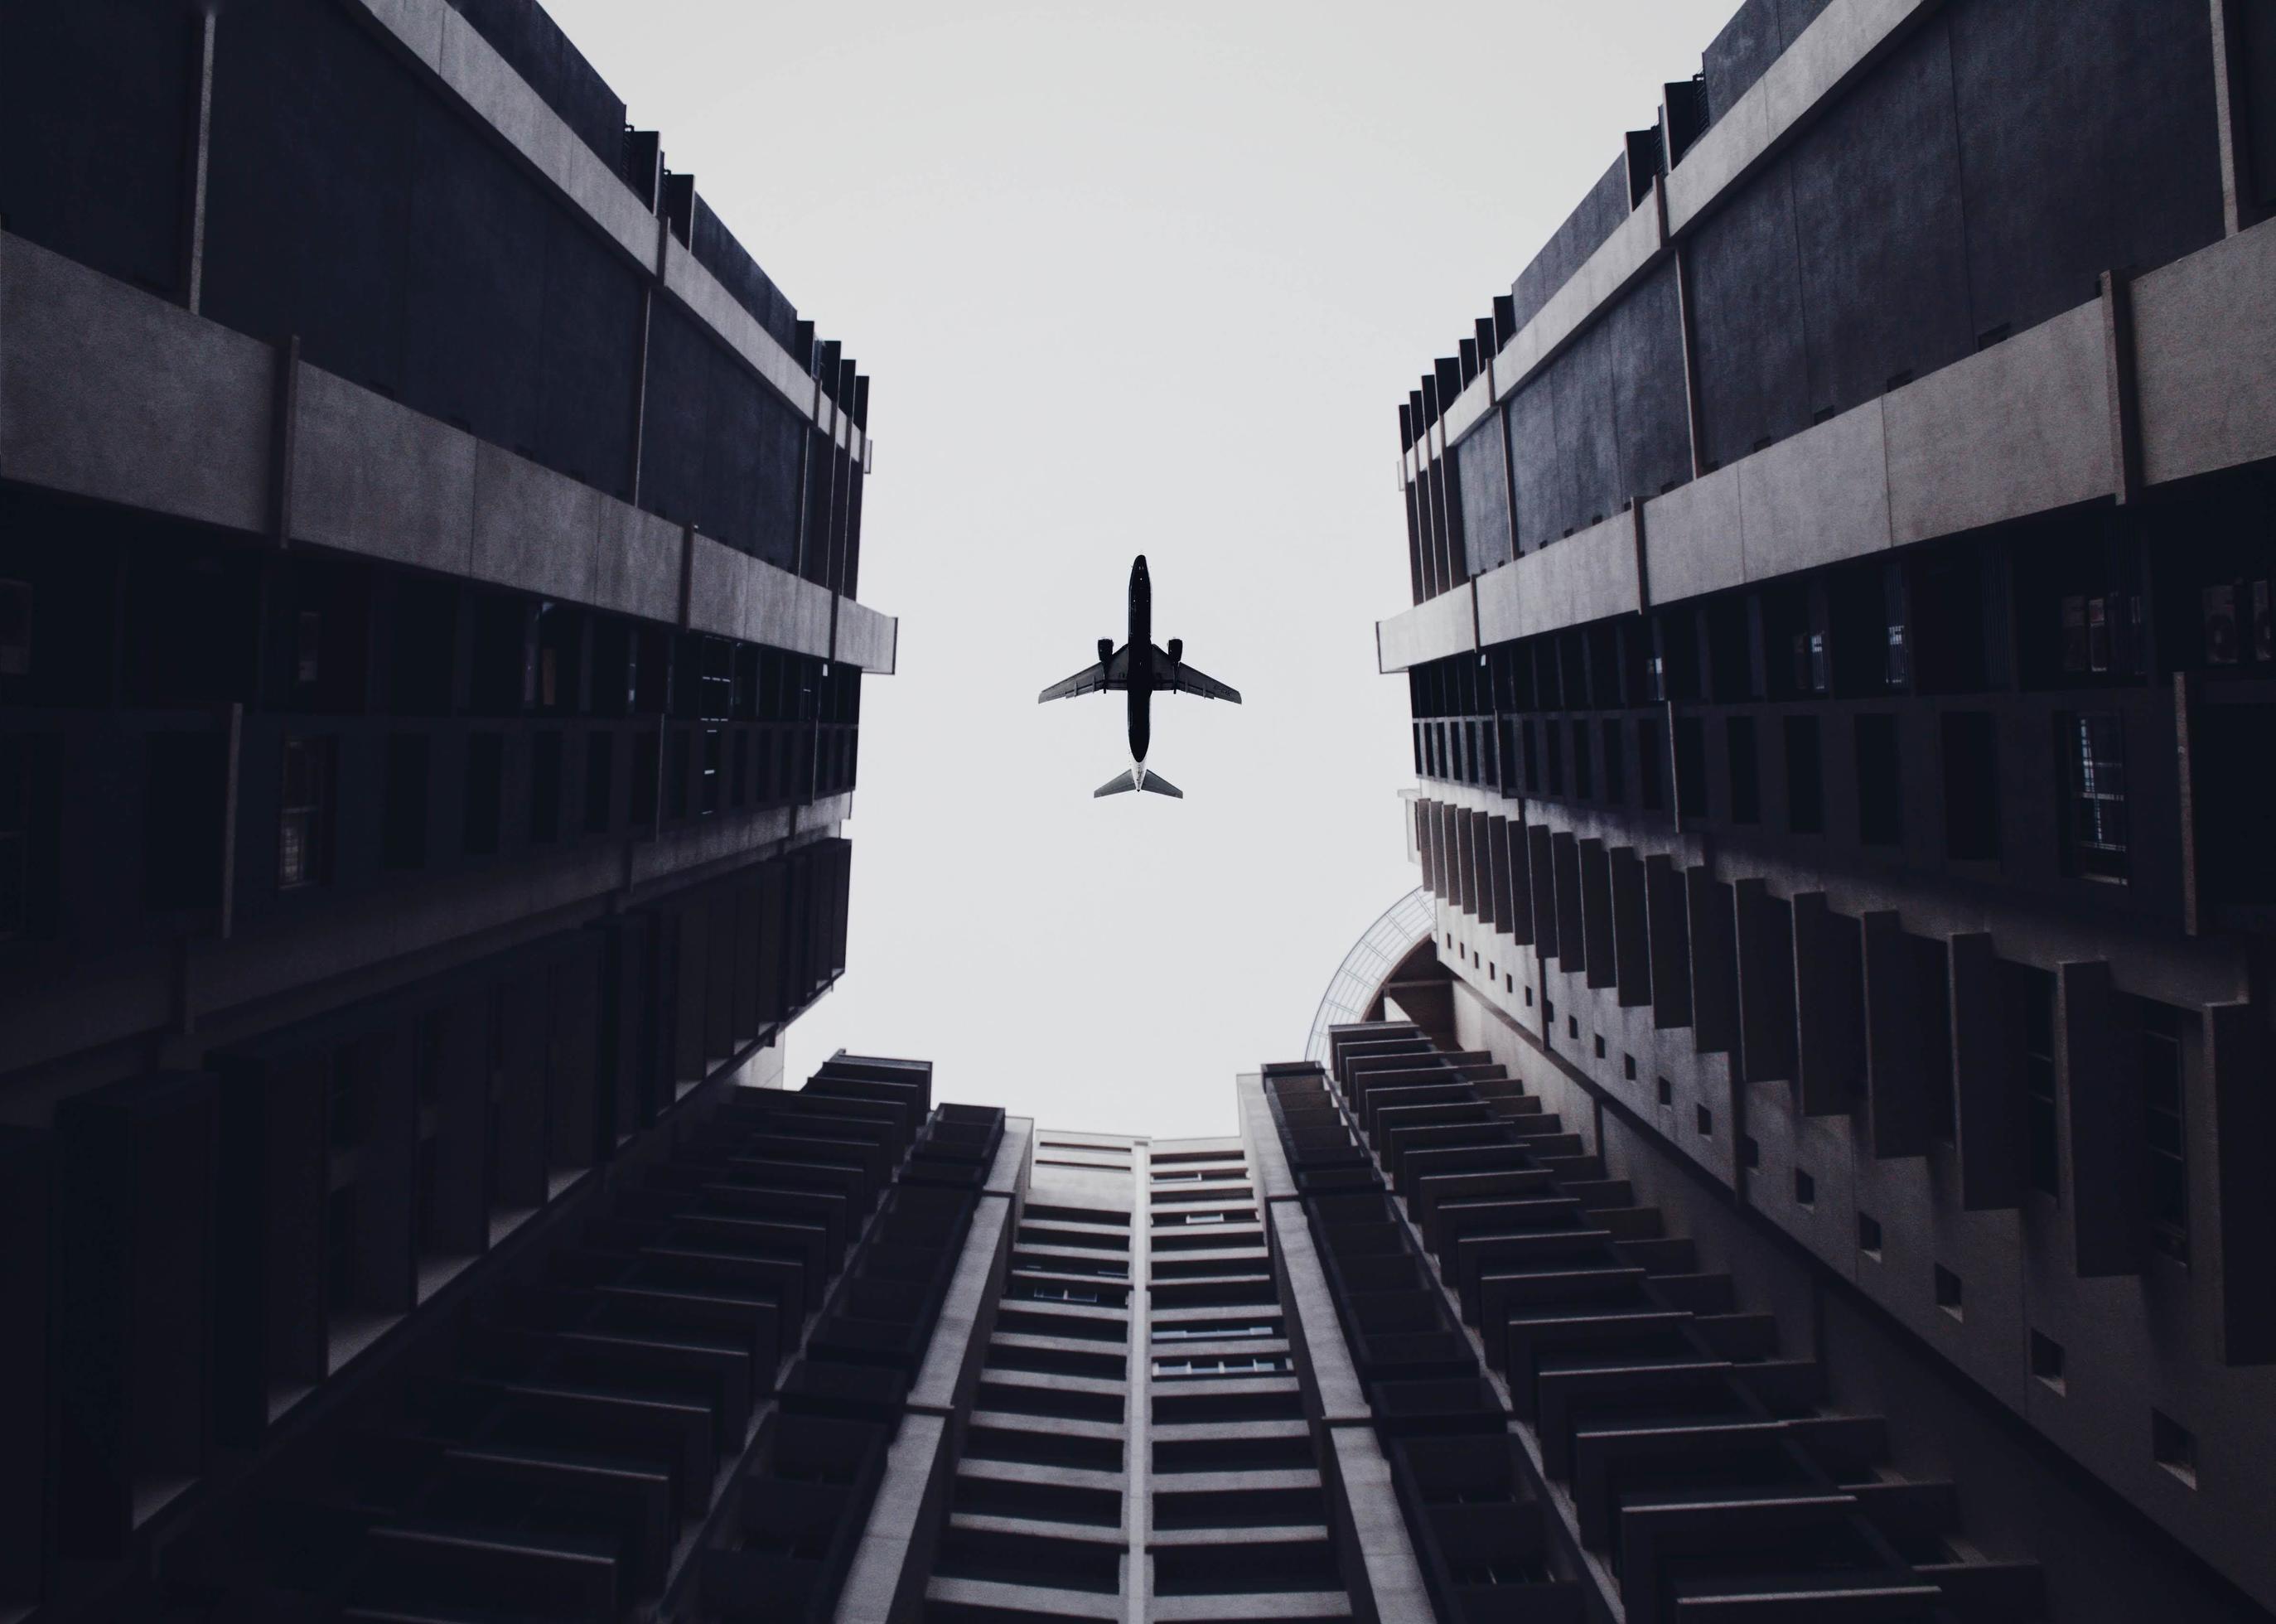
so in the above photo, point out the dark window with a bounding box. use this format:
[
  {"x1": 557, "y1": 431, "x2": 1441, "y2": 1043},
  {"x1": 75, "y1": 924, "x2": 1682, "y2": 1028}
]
[
  {"x1": 1740, "y1": 1133, "x2": 1759, "y2": 1167},
  {"x1": 700, "y1": 727, "x2": 722, "y2": 815},
  {"x1": 1858, "y1": 1213, "x2": 1883, "y2": 1255},
  {"x1": 2030, "y1": 1330, "x2": 2066, "y2": 1390},
  {"x1": 1524, "y1": 722, "x2": 1542, "y2": 794},
  {"x1": 530, "y1": 731, "x2": 563, "y2": 842},
  {"x1": 1794, "y1": 1168, "x2": 1815, "y2": 1206},
  {"x1": 326, "y1": 1185, "x2": 358, "y2": 1312},
  {"x1": 1696, "y1": 1104, "x2": 1713, "y2": 1138},
  {"x1": 382, "y1": 734, "x2": 429, "y2": 868},
  {"x1": 1727, "y1": 716, "x2": 1760, "y2": 823},
  {"x1": 1785, "y1": 715, "x2": 1824, "y2": 834},
  {"x1": 0, "y1": 736, "x2": 27, "y2": 938},
  {"x1": 2015, "y1": 964, "x2": 2061, "y2": 1199},
  {"x1": 584, "y1": 734, "x2": 615, "y2": 833},
  {"x1": 295, "y1": 610, "x2": 321, "y2": 684},
  {"x1": 1935, "y1": 1264, "x2": 1963, "y2": 1318},
  {"x1": 1593, "y1": 1033, "x2": 1607, "y2": 1060},
  {"x1": 1545, "y1": 721, "x2": 1564, "y2": 795},
  {"x1": 2141, "y1": 999, "x2": 2188, "y2": 1264},
  {"x1": 1572, "y1": 722, "x2": 1592, "y2": 800},
  {"x1": 1674, "y1": 716, "x2": 1708, "y2": 819},
  {"x1": 1623, "y1": 1053, "x2": 1637, "y2": 1080},
  {"x1": 1655, "y1": 1075, "x2": 1671, "y2": 1104},
  {"x1": 464, "y1": 732, "x2": 505, "y2": 856},
  {"x1": 1941, "y1": 711, "x2": 2001, "y2": 860},
  {"x1": 1602, "y1": 720, "x2": 1625, "y2": 804},
  {"x1": 1856, "y1": 713, "x2": 1901, "y2": 845},
  {"x1": 1638, "y1": 718, "x2": 1664, "y2": 811},
  {"x1": 666, "y1": 729, "x2": 691, "y2": 820},
  {"x1": 2060, "y1": 712, "x2": 2128, "y2": 880},
  {"x1": 0, "y1": 579, "x2": 29, "y2": 676},
  {"x1": 2153, "y1": 1411, "x2": 2197, "y2": 1488},
  {"x1": 278, "y1": 736, "x2": 334, "y2": 887}
]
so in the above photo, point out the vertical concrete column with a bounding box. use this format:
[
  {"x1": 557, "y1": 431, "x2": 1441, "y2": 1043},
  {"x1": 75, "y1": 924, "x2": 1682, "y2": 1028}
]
[
  {"x1": 1610, "y1": 847, "x2": 1650, "y2": 1008},
  {"x1": 2058, "y1": 960, "x2": 2144, "y2": 1277},
  {"x1": 1790, "y1": 892, "x2": 1861, "y2": 1118},
  {"x1": 1684, "y1": 867, "x2": 1737, "y2": 1054},
  {"x1": 1733, "y1": 879, "x2": 1797, "y2": 1085},
  {"x1": 1551, "y1": 833, "x2": 1584, "y2": 971},
  {"x1": 1579, "y1": 839, "x2": 1616, "y2": 989},
  {"x1": 1861, "y1": 911, "x2": 1930, "y2": 1158},
  {"x1": 1502, "y1": 816, "x2": 1534, "y2": 946},
  {"x1": 1645, "y1": 855, "x2": 1693, "y2": 1030},
  {"x1": 1416, "y1": 800, "x2": 1438, "y2": 899},
  {"x1": 1947, "y1": 933, "x2": 2022, "y2": 1211},
  {"x1": 1469, "y1": 810, "x2": 1493, "y2": 921},
  {"x1": 2207, "y1": 1002, "x2": 2276, "y2": 1364},
  {"x1": 1476, "y1": 812, "x2": 1503, "y2": 934},
  {"x1": 1528, "y1": 825, "x2": 1560, "y2": 961}
]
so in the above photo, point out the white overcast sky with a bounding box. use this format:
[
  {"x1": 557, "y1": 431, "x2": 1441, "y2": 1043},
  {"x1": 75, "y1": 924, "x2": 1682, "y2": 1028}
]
[{"x1": 545, "y1": 0, "x2": 1732, "y2": 1138}]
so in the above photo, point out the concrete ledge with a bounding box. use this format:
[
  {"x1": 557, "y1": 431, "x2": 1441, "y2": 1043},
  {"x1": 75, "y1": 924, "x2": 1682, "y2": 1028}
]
[
  {"x1": 351, "y1": 0, "x2": 873, "y2": 465},
  {"x1": 1665, "y1": 0, "x2": 1935, "y2": 234},
  {"x1": 1496, "y1": 186, "x2": 1666, "y2": 408},
  {"x1": 2133, "y1": 212, "x2": 2276, "y2": 486},
  {"x1": 1270, "y1": 1202, "x2": 1369, "y2": 1423},
  {"x1": 1476, "y1": 510, "x2": 1643, "y2": 644},
  {"x1": 835, "y1": 597, "x2": 900, "y2": 675},
  {"x1": 1737, "y1": 394, "x2": 1892, "y2": 580},
  {"x1": 1377, "y1": 580, "x2": 1476, "y2": 674},
  {"x1": 1885, "y1": 299, "x2": 2112, "y2": 544},
  {"x1": 2, "y1": 234, "x2": 893, "y2": 661},
  {"x1": 0, "y1": 234, "x2": 273, "y2": 535},
  {"x1": 1641, "y1": 463, "x2": 1745, "y2": 605}
]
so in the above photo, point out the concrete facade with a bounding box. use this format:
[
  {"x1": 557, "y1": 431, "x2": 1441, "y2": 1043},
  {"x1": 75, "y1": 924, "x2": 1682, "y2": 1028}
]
[
  {"x1": 1380, "y1": 0, "x2": 2276, "y2": 1617},
  {"x1": 1, "y1": 2, "x2": 896, "y2": 1618}
]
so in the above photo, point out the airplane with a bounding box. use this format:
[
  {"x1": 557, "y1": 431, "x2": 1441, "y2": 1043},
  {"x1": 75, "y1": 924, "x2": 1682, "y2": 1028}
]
[{"x1": 1037, "y1": 554, "x2": 1241, "y2": 798}]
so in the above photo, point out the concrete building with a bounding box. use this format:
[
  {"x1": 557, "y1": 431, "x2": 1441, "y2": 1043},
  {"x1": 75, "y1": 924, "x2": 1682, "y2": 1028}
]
[
  {"x1": 1, "y1": 0, "x2": 892, "y2": 1616},
  {"x1": 1375, "y1": 0, "x2": 2276, "y2": 1618}
]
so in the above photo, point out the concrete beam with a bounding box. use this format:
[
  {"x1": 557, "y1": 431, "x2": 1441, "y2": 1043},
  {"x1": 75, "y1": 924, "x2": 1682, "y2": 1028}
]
[
  {"x1": 1733, "y1": 879, "x2": 1797, "y2": 1085},
  {"x1": 2208, "y1": 1002, "x2": 2276, "y2": 1363},
  {"x1": 1611, "y1": 847, "x2": 1652, "y2": 1008},
  {"x1": 2057, "y1": 961, "x2": 2143, "y2": 1277},
  {"x1": 1860, "y1": 912, "x2": 1931, "y2": 1158},
  {"x1": 1790, "y1": 892, "x2": 1862, "y2": 1118},
  {"x1": 1645, "y1": 855, "x2": 1693, "y2": 1030},
  {"x1": 1376, "y1": 580, "x2": 1476, "y2": 674},
  {"x1": 1947, "y1": 935, "x2": 2022, "y2": 1211}
]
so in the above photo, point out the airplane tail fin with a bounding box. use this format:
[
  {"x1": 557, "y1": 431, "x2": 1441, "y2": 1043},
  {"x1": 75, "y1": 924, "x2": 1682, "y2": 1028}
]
[{"x1": 1093, "y1": 766, "x2": 1184, "y2": 800}]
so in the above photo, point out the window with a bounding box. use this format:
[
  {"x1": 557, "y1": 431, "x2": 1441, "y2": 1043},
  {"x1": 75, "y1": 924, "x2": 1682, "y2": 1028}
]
[
  {"x1": 1785, "y1": 716, "x2": 1824, "y2": 834},
  {"x1": 1568, "y1": 1016, "x2": 1579, "y2": 1040},
  {"x1": 2016, "y1": 966, "x2": 2061, "y2": 1199},
  {"x1": 699, "y1": 727, "x2": 722, "y2": 816},
  {"x1": 0, "y1": 579, "x2": 29, "y2": 676},
  {"x1": 463, "y1": 732, "x2": 505, "y2": 856},
  {"x1": 585, "y1": 734, "x2": 615, "y2": 833},
  {"x1": 1856, "y1": 714, "x2": 1901, "y2": 845},
  {"x1": 1674, "y1": 716, "x2": 1708, "y2": 819},
  {"x1": 1623, "y1": 1054, "x2": 1637, "y2": 1081},
  {"x1": 1934, "y1": 1264, "x2": 1964, "y2": 1320},
  {"x1": 2152, "y1": 1411, "x2": 2197, "y2": 1489},
  {"x1": 1858, "y1": 1213, "x2": 1883, "y2": 1257},
  {"x1": 1655, "y1": 1076, "x2": 1672, "y2": 1105},
  {"x1": 1593, "y1": 1034, "x2": 1607, "y2": 1060},
  {"x1": 2061, "y1": 713, "x2": 2128, "y2": 880},
  {"x1": 1741, "y1": 1133, "x2": 1760, "y2": 1167},
  {"x1": 1941, "y1": 711, "x2": 2000, "y2": 860},
  {"x1": 2030, "y1": 1331, "x2": 2066, "y2": 1393},
  {"x1": 1572, "y1": 722, "x2": 1592, "y2": 800},
  {"x1": 382, "y1": 734, "x2": 428, "y2": 868},
  {"x1": 1696, "y1": 1104, "x2": 1713, "y2": 1138},
  {"x1": 0, "y1": 736, "x2": 28, "y2": 938},
  {"x1": 530, "y1": 732, "x2": 563, "y2": 843},
  {"x1": 1794, "y1": 1168, "x2": 1815, "y2": 1206},
  {"x1": 295, "y1": 610, "x2": 321, "y2": 684},
  {"x1": 278, "y1": 737, "x2": 333, "y2": 887},
  {"x1": 1545, "y1": 721, "x2": 1564, "y2": 795},
  {"x1": 1602, "y1": 719, "x2": 1625, "y2": 803},
  {"x1": 2141, "y1": 1000, "x2": 2189, "y2": 1264},
  {"x1": 1638, "y1": 718, "x2": 1664, "y2": 811},
  {"x1": 1727, "y1": 716, "x2": 1760, "y2": 823}
]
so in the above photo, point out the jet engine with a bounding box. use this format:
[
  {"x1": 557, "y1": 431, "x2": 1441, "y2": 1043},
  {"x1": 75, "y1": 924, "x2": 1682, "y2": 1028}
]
[
  {"x1": 1098, "y1": 637, "x2": 1114, "y2": 664},
  {"x1": 1166, "y1": 638, "x2": 1183, "y2": 663}
]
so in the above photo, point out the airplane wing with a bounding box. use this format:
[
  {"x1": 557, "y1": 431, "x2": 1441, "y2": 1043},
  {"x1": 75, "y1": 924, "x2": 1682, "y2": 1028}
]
[
  {"x1": 1152, "y1": 646, "x2": 1241, "y2": 703},
  {"x1": 1038, "y1": 644, "x2": 1129, "y2": 703}
]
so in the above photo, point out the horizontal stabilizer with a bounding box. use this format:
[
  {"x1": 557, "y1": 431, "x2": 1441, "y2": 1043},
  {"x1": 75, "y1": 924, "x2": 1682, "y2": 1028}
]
[{"x1": 1093, "y1": 766, "x2": 1184, "y2": 799}]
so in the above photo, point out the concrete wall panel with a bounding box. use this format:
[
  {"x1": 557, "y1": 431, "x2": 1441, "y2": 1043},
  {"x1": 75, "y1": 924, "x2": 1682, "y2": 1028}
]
[
  {"x1": 0, "y1": 237, "x2": 273, "y2": 537},
  {"x1": 1737, "y1": 398, "x2": 1891, "y2": 580},
  {"x1": 1376, "y1": 581, "x2": 1476, "y2": 673},
  {"x1": 292, "y1": 365, "x2": 477, "y2": 574},
  {"x1": 2133, "y1": 215, "x2": 2276, "y2": 487}
]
